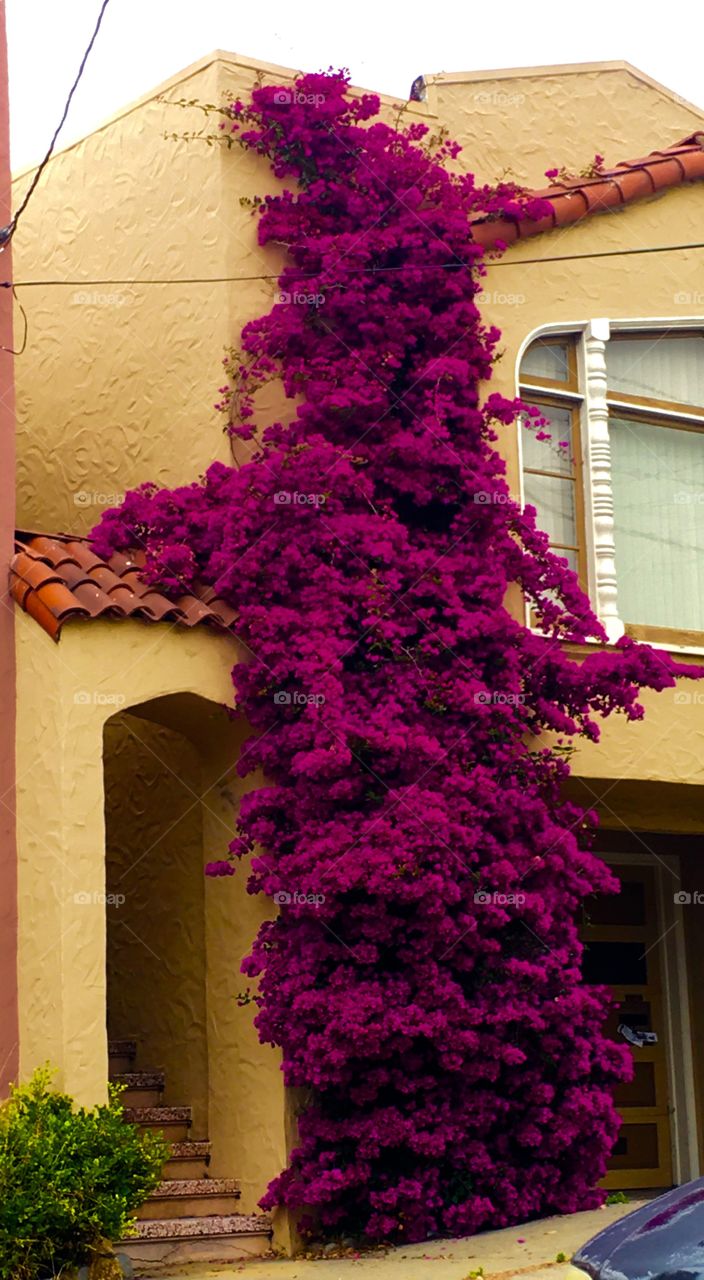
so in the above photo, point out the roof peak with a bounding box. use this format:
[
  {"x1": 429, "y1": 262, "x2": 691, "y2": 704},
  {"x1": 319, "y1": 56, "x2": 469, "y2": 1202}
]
[{"x1": 419, "y1": 61, "x2": 703, "y2": 115}]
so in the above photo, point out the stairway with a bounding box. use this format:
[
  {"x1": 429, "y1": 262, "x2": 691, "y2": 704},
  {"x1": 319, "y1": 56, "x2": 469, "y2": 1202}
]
[{"x1": 109, "y1": 1039, "x2": 273, "y2": 1270}]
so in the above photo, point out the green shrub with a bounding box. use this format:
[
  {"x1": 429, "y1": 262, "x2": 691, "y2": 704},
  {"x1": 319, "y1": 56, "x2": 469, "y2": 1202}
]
[
  {"x1": 605, "y1": 1191, "x2": 629, "y2": 1205},
  {"x1": 0, "y1": 1067, "x2": 167, "y2": 1280}
]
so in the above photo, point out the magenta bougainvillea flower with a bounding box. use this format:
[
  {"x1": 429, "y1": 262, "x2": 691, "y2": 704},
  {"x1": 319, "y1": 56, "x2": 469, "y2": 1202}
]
[{"x1": 92, "y1": 72, "x2": 703, "y2": 1243}]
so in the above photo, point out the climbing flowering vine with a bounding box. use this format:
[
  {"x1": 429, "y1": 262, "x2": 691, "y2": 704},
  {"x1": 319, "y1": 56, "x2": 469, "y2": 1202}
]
[{"x1": 93, "y1": 73, "x2": 702, "y2": 1243}]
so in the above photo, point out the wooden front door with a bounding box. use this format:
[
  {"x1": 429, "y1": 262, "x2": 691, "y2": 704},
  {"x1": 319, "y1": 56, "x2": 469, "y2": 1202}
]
[{"x1": 581, "y1": 862, "x2": 673, "y2": 1189}]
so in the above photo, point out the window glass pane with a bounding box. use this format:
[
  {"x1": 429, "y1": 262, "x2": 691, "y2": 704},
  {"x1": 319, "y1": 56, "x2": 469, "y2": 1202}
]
[
  {"x1": 609, "y1": 1124, "x2": 660, "y2": 1171},
  {"x1": 613, "y1": 1062, "x2": 657, "y2": 1109},
  {"x1": 521, "y1": 403, "x2": 575, "y2": 474},
  {"x1": 555, "y1": 548, "x2": 577, "y2": 573},
  {"x1": 582, "y1": 940, "x2": 648, "y2": 986},
  {"x1": 610, "y1": 415, "x2": 704, "y2": 629},
  {"x1": 584, "y1": 880, "x2": 646, "y2": 927},
  {"x1": 607, "y1": 335, "x2": 704, "y2": 408},
  {"x1": 601, "y1": 994, "x2": 653, "y2": 1042},
  {"x1": 523, "y1": 472, "x2": 576, "y2": 547},
  {"x1": 520, "y1": 339, "x2": 571, "y2": 383}
]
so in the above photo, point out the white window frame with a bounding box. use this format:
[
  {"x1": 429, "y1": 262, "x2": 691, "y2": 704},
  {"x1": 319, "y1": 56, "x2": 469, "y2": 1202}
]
[{"x1": 517, "y1": 317, "x2": 704, "y2": 653}]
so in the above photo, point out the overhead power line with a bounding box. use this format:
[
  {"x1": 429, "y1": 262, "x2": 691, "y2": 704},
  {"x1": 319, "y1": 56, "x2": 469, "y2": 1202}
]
[
  {"x1": 4, "y1": 238, "x2": 704, "y2": 292},
  {"x1": 1, "y1": 0, "x2": 112, "y2": 248}
]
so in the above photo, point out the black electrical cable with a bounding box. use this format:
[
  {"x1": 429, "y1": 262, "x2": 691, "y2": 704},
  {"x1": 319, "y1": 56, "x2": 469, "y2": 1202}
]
[
  {"x1": 0, "y1": 280, "x2": 27, "y2": 353},
  {"x1": 3, "y1": 237, "x2": 704, "y2": 292},
  {"x1": 0, "y1": 286, "x2": 27, "y2": 354},
  {"x1": 1, "y1": 0, "x2": 112, "y2": 247}
]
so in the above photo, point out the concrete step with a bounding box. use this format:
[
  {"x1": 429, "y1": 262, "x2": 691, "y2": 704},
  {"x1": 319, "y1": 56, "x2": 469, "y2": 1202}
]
[
  {"x1": 137, "y1": 1178, "x2": 241, "y2": 1220},
  {"x1": 119, "y1": 1213, "x2": 273, "y2": 1269},
  {"x1": 112, "y1": 1069, "x2": 165, "y2": 1108},
  {"x1": 123, "y1": 1105, "x2": 191, "y2": 1142},
  {"x1": 163, "y1": 1139, "x2": 211, "y2": 1180},
  {"x1": 108, "y1": 1038, "x2": 137, "y2": 1074}
]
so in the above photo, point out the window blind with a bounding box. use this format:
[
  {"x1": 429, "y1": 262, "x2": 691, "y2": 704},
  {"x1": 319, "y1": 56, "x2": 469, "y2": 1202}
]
[{"x1": 610, "y1": 415, "x2": 704, "y2": 630}]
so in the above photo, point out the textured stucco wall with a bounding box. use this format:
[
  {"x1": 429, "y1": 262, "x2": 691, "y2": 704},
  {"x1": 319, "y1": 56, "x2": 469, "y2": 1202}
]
[
  {"x1": 15, "y1": 614, "x2": 291, "y2": 1214},
  {"x1": 567, "y1": 778, "x2": 704, "y2": 835},
  {"x1": 432, "y1": 63, "x2": 703, "y2": 189},
  {"x1": 472, "y1": 176, "x2": 704, "y2": 782},
  {"x1": 567, "y1": 677, "x2": 704, "y2": 787},
  {"x1": 12, "y1": 53, "x2": 702, "y2": 537},
  {"x1": 481, "y1": 182, "x2": 704, "y2": 412},
  {"x1": 199, "y1": 715, "x2": 286, "y2": 1211},
  {"x1": 104, "y1": 713, "x2": 209, "y2": 1136},
  {"x1": 11, "y1": 56, "x2": 270, "y2": 533},
  {"x1": 10, "y1": 52, "x2": 426, "y2": 535},
  {"x1": 14, "y1": 615, "x2": 232, "y2": 1089}
]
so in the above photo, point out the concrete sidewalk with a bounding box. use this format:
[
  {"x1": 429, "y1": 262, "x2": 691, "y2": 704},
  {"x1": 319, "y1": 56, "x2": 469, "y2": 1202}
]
[{"x1": 146, "y1": 1199, "x2": 645, "y2": 1280}]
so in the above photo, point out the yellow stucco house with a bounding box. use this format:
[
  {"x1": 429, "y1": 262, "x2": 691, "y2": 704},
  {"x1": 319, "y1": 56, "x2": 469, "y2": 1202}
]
[{"x1": 6, "y1": 51, "x2": 704, "y2": 1262}]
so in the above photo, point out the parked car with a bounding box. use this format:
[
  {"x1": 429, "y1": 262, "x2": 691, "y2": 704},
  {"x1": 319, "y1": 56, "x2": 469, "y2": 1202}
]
[{"x1": 568, "y1": 1180, "x2": 704, "y2": 1279}]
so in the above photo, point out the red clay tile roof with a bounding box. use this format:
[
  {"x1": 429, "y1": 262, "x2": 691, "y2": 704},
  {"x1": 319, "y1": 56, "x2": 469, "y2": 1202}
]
[
  {"x1": 471, "y1": 132, "x2": 704, "y2": 250},
  {"x1": 10, "y1": 531, "x2": 238, "y2": 642}
]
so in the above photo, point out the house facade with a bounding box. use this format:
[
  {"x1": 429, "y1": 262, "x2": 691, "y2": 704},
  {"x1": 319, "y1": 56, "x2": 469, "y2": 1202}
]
[{"x1": 5, "y1": 52, "x2": 704, "y2": 1258}]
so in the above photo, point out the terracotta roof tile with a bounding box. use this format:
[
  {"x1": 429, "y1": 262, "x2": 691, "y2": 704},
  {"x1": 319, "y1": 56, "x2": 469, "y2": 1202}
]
[
  {"x1": 10, "y1": 530, "x2": 238, "y2": 643},
  {"x1": 471, "y1": 133, "x2": 704, "y2": 250}
]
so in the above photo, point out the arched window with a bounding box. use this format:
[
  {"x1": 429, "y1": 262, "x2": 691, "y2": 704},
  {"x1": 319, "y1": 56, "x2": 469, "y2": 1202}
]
[
  {"x1": 519, "y1": 334, "x2": 585, "y2": 585},
  {"x1": 519, "y1": 327, "x2": 704, "y2": 643}
]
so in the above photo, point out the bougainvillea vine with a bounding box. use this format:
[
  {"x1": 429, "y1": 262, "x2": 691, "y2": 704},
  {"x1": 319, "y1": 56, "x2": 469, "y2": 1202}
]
[{"x1": 92, "y1": 72, "x2": 703, "y2": 1243}]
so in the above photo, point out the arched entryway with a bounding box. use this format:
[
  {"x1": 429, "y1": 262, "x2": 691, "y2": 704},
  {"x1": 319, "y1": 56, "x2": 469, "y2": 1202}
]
[
  {"x1": 101, "y1": 691, "x2": 288, "y2": 1211},
  {"x1": 15, "y1": 604, "x2": 297, "y2": 1252},
  {"x1": 100, "y1": 689, "x2": 296, "y2": 1255},
  {"x1": 104, "y1": 699, "x2": 211, "y2": 1135}
]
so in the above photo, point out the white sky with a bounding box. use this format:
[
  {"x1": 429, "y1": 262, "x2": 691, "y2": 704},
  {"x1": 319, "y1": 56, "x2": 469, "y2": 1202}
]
[{"x1": 6, "y1": 0, "x2": 704, "y2": 173}]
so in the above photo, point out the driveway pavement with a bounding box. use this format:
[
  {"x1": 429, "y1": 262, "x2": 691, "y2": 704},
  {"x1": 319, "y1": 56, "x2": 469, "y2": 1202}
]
[{"x1": 145, "y1": 1199, "x2": 646, "y2": 1280}]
